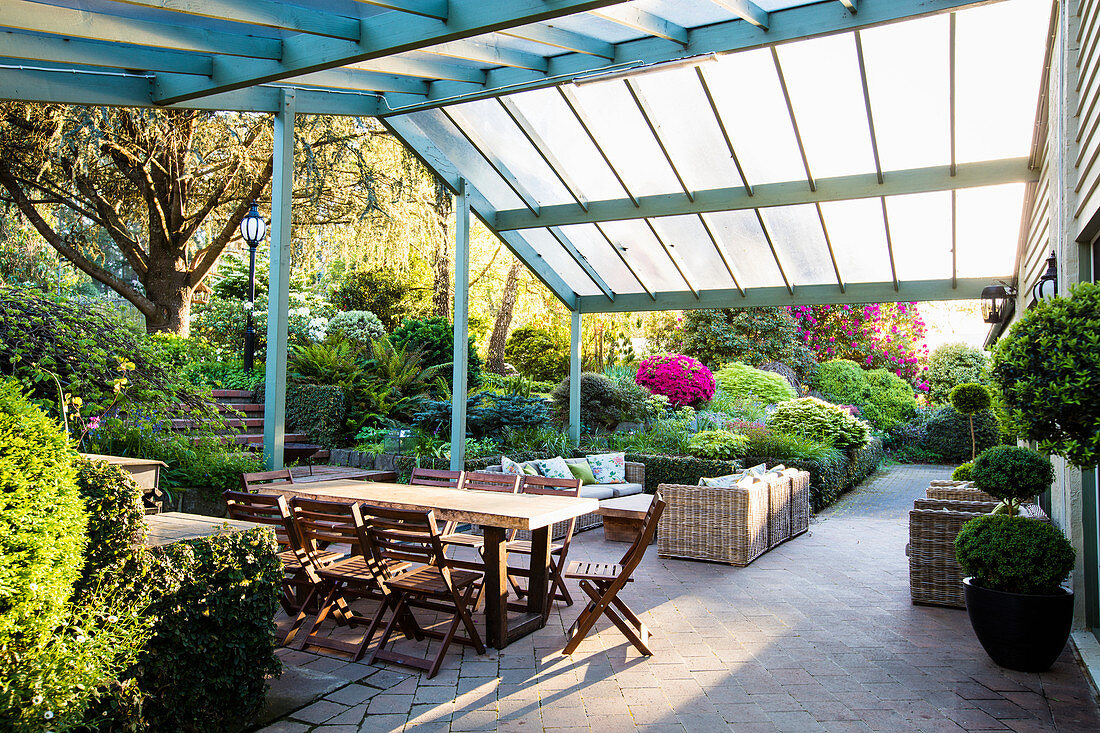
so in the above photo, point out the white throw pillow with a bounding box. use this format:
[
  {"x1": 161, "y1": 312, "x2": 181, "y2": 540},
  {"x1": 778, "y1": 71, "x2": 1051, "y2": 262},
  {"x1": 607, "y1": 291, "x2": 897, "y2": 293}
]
[
  {"x1": 586, "y1": 452, "x2": 626, "y2": 484},
  {"x1": 744, "y1": 463, "x2": 769, "y2": 477},
  {"x1": 537, "y1": 456, "x2": 573, "y2": 480},
  {"x1": 699, "y1": 472, "x2": 744, "y2": 488},
  {"x1": 501, "y1": 456, "x2": 525, "y2": 476}
]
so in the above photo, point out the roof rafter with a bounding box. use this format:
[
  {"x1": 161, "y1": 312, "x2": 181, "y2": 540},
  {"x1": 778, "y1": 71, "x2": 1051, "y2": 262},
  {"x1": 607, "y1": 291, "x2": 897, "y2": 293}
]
[
  {"x1": 644, "y1": 219, "x2": 700, "y2": 299},
  {"x1": 589, "y1": 7, "x2": 688, "y2": 46},
  {"x1": 499, "y1": 24, "x2": 615, "y2": 59},
  {"x1": 709, "y1": 1, "x2": 770, "y2": 30},
  {"x1": 593, "y1": 222, "x2": 656, "y2": 300},
  {"x1": 557, "y1": 84, "x2": 640, "y2": 207},
  {"x1": 355, "y1": 1, "x2": 450, "y2": 21},
  {"x1": 110, "y1": 0, "x2": 361, "y2": 41},
  {"x1": 547, "y1": 226, "x2": 614, "y2": 300},
  {"x1": 494, "y1": 157, "x2": 1036, "y2": 230},
  {"x1": 497, "y1": 96, "x2": 590, "y2": 211},
  {"x1": 424, "y1": 39, "x2": 549, "y2": 71},
  {"x1": 1, "y1": 30, "x2": 214, "y2": 76},
  {"x1": 152, "y1": 0, "x2": 634, "y2": 105},
  {"x1": 623, "y1": 77, "x2": 694, "y2": 202}
]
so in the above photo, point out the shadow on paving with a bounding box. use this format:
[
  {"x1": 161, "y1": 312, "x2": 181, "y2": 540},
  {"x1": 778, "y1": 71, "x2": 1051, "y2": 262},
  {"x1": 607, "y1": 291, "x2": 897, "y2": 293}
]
[{"x1": 257, "y1": 464, "x2": 1100, "y2": 733}]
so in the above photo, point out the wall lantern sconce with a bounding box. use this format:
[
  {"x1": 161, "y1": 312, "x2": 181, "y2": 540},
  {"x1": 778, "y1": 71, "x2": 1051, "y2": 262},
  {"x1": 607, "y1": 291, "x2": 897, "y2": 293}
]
[
  {"x1": 981, "y1": 284, "x2": 1015, "y2": 324},
  {"x1": 239, "y1": 201, "x2": 267, "y2": 372},
  {"x1": 1032, "y1": 250, "x2": 1058, "y2": 302}
]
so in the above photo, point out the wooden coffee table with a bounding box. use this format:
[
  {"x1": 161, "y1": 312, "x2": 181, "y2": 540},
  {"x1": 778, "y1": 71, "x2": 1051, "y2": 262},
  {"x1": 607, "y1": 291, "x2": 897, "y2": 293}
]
[{"x1": 598, "y1": 494, "x2": 655, "y2": 543}]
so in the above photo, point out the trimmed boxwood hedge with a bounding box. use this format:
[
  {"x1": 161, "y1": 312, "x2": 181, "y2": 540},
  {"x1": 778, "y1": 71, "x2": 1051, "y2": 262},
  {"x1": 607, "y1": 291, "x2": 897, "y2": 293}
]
[
  {"x1": 625, "y1": 453, "x2": 743, "y2": 492},
  {"x1": 743, "y1": 436, "x2": 884, "y2": 510},
  {"x1": 258, "y1": 382, "x2": 347, "y2": 448}
]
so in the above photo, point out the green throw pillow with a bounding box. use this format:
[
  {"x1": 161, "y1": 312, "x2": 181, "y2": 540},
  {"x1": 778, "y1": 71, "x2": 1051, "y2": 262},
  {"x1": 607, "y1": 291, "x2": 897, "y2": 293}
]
[
  {"x1": 522, "y1": 464, "x2": 537, "y2": 476},
  {"x1": 567, "y1": 461, "x2": 597, "y2": 485}
]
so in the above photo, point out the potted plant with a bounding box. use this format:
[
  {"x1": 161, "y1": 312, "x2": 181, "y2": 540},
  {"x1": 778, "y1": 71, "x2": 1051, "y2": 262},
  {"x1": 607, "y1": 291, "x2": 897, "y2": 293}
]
[
  {"x1": 949, "y1": 383, "x2": 991, "y2": 461},
  {"x1": 954, "y1": 446, "x2": 1075, "y2": 671}
]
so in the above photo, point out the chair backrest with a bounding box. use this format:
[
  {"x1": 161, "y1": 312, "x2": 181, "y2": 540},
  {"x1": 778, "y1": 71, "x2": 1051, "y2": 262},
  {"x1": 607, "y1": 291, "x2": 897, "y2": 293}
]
[
  {"x1": 290, "y1": 497, "x2": 368, "y2": 560},
  {"x1": 410, "y1": 468, "x2": 464, "y2": 488},
  {"x1": 461, "y1": 471, "x2": 522, "y2": 493},
  {"x1": 361, "y1": 504, "x2": 446, "y2": 572},
  {"x1": 521, "y1": 475, "x2": 583, "y2": 547},
  {"x1": 617, "y1": 493, "x2": 666, "y2": 572},
  {"x1": 223, "y1": 490, "x2": 297, "y2": 550},
  {"x1": 241, "y1": 469, "x2": 294, "y2": 492}
]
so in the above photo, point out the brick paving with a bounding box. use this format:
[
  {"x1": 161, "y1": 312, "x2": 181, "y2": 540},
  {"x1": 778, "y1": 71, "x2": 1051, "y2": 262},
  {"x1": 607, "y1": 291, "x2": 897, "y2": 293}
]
[{"x1": 258, "y1": 464, "x2": 1100, "y2": 732}]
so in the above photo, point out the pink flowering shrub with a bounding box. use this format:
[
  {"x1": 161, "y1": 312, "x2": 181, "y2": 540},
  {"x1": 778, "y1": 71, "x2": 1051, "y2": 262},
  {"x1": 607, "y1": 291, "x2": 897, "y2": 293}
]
[{"x1": 635, "y1": 353, "x2": 715, "y2": 408}]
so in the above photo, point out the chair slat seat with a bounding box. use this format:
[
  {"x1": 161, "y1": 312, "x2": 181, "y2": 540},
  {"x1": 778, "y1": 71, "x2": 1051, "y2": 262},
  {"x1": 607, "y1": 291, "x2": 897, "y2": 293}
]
[
  {"x1": 564, "y1": 561, "x2": 631, "y2": 581},
  {"x1": 317, "y1": 556, "x2": 408, "y2": 583},
  {"x1": 440, "y1": 531, "x2": 485, "y2": 548},
  {"x1": 506, "y1": 539, "x2": 565, "y2": 555},
  {"x1": 386, "y1": 566, "x2": 482, "y2": 595},
  {"x1": 278, "y1": 548, "x2": 344, "y2": 569}
]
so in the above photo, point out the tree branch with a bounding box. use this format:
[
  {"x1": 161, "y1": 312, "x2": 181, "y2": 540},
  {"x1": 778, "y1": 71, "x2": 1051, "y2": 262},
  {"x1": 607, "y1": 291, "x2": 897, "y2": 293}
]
[{"x1": 188, "y1": 156, "x2": 273, "y2": 286}]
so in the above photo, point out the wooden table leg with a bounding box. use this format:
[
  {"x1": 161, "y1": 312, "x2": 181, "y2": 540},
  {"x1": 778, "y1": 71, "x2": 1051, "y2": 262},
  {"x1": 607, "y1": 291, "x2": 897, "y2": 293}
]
[
  {"x1": 525, "y1": 526, "x2": 551, "y2": 624},
  {"x1": 481, "y1": 526, "x2": 508, "y2": 649}
]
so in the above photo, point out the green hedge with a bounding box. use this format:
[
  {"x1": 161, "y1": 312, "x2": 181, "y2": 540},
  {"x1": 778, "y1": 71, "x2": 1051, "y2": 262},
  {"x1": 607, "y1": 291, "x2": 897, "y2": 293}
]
[
  {"x1": 624, "y1": 453, "x2": 743, "y2": 493},
  {"x1": 287, "y1": 383, "x2": 347, "y2": 447},
  {"x1": 743, "y1": 437, "x2": 884, "y2": 510}
]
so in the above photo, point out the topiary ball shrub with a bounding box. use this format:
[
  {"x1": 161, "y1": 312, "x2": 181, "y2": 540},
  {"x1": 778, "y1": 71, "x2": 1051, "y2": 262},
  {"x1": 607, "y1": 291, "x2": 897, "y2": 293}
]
[
  {"x1": 687, "y1": 430, "x2": 749, "y2": 460},
  {"x1": 714, "y1": 362, "x2": 796, "y2": 405},
  {"x1": 972, "y1": 445, "x2": 1053, "y2": 509},
  {"x1": 325, "y1": 310, "x2": 385, "y2": 347},
  {"x1": 635, "y1": 353, "x2": 715, "y2": 408},
  {"x1": 990, "y1": 281, "x2": 1100, "y2": 467},
  {"x1": 767, "y1": 397, "x2": 871, "y2": 450},
  {"x1": 391, "y1": 315, "x2": 483, "y2": 389},
  {"x1": 955, "y1": 514, "x2": 1074, "y2": 594},
  {"x1": 952, "y1": 462, "x2": 974, "y2": 481},
  {"x1": 921, "y1": 405, "x2": 1003, "y2": 463},
  {"x1": 551, "y1": 373, "x2": 626, "y2": 432},
  {"x1": 504, "y1": 326, "x2": 569, "y2": 382},
  {"x1": 951, "y1": 383, "x2": 991, "y2": 415}
]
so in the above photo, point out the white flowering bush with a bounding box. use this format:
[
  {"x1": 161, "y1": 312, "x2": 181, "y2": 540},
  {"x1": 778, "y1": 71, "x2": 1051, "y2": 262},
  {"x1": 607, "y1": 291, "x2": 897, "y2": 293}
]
[
  {"x1": 326, "y1": 310, "x2": 385, "y2": 347},
  {"x1": 192, "y1": 291, "x2": 334, "y2": 359}
]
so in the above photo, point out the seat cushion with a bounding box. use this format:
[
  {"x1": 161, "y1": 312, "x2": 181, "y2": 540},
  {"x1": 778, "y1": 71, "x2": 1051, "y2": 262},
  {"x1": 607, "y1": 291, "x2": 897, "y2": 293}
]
[
  {"x1": 610, "y1": 482, "x2": 644, "y2": 498},
  {"x1": 580, "y1": 484, "x2": 616, "y2": 500}
]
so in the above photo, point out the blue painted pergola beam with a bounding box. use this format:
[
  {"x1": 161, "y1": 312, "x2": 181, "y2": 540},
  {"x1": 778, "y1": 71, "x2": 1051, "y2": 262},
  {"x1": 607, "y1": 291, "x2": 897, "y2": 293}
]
[
  {"x1": 493, "y1": 158, "x2": 1038, "y2": 231},
  {"x1": 113, "y1": 0, "x2": 363, "y2": 41},
  {"x1": 575, "y1": 277, "x2": 1002, "y2": 314}
]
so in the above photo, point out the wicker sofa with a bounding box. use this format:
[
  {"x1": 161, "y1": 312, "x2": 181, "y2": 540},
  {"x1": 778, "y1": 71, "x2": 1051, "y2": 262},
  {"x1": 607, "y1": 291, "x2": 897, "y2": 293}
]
[
  {"x1": 908, "y1": 486, "x2": 1048, "y2": 608},
  {"x1": 481, "y1": 459, "x2": 646, "y2": 539},
  {"x1": 656, "y1": 468, "x2": 811, "y2": 566}
]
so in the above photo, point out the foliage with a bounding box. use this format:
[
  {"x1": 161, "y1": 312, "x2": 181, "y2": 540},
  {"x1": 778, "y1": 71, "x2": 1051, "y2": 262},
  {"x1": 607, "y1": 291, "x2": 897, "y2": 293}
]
[
  {"x1": 767, "y1": 397, "x2": 871, "y2": 449},
  {"x1": 290, "y1": 340, "x2": 363, "y2": 388},
  {"x1": 183, "y1": 360, "x2": 264, "y2": 391},
  {"x1": 482, "y1": 372, "x2": 556, "y2": 397},
  {"x1": 504, "y1": 325, "x2": 570, "y2": 382},
  {"x1": 790, "y1": 302, "x2": 930, "y2": 388},
  {"x1": 757, "y1": 361, "x2": 803, "y2": 395},
  {"x1": 634, "y1": 353, "x2": 715, "y2": 408},
  {"x1": 815, "y1": 359, "x2": 872, "y2": 407},
  {"x1": 331, "y1": 267, "x2": 426, "y2": 331},
  {"x1": 927, "y1": 343, "x2": 988, "y2": 405},
  {"x1": 325, "y1": 310, "x2": 386, "y2": 347},
  {"x1": 687, "y1": 430, "x2": 750, "y2": 460},
  {"x1": 413, "y1": 393, "x2": 549, "y2": 439},
  {"x1": 138, "y1": 529, "x2": 281, "y2": 731},
  {"x1": 706, "y1": 390, "x2": 768, "y2": 423},
  {"x1": 921, "y1": 406, "x2": 1004, "y2": 464},
  {"x1": 681, "y1": 307, "x2": 817, "y2": 379},
  {"x1": 0, "y1": 287, "x2": 214, "y2": 420},
  {"x1": 501, "y1": 425, "x2": 573, "y2": 456},
  {"x1": 990, "y1": 282, "x2": 1100, "y2": 466},
  {"x1": 0, "y1": 377, "x2": 84, "y2": 649},
  {"x1": 953, "y1": 462, "x2": 974, "y2": 481},
  {"x1": 742, "y1": 438, "x2": 884, "y2": 510},
  {"x1": 551, "y1": 373, "x2": 664, "y2": 433},
  {"x1": 972, "y1": 446, "x2": 1054, "y2": 512},
  {"x1": 191, "y1": 293, "x2": 334, "y2": 360},
  {"x1": 355, "y1": 336, "x2": 444, "y2": 427},
  {"x1": 597, "y1": 408, "x2": 696, "y2": 456},
  {"x1": 286, "y1": 384, "x2": 347, "y2": 448},
  {"x1": 955, "y1": 515, "x2": 1075, "y2": 594},
  {"x1": 730, "y1": 421, "x2": 842, "y2": 463},
  {"x1": 861, "y1": 369, "x2": 917, "y2": 430},
  {"x1": 623, "y1": 452, "x2": 741, "y2": 493},
  {"x1": 951, "y1": 383, "x2": 991, "y2": 414},
  {"x1": 72, "y1": 458, "x2": 148, "y2": 604},
  {"x1": 714, "y1": 362, "x2": 797, "y2": 405},
  {"x1": 391, "y1": 315, "x2": 483, "y2": 390}
]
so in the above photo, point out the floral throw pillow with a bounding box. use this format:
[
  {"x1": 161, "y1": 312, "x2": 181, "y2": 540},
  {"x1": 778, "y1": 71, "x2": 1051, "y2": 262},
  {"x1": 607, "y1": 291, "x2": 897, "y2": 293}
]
[
  {"x1": 586, "y1": 452, "x2": 626, "y2": 484},
  {"x1": 501, "y1": 456, "x2": 525, "y2": 476},
  {"x1": 537, "y1": 456, "x2": 573, "y2": 480}
]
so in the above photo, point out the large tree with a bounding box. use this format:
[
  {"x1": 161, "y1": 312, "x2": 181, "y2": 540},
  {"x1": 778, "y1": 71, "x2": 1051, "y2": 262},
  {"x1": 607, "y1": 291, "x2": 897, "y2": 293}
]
[{"x1": 0, "y1": 105, "x2": 382, "y2": 334}]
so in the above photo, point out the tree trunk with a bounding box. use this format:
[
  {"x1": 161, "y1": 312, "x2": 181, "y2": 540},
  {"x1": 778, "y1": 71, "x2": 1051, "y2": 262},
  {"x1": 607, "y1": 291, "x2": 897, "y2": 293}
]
[
  {"x1": 486, "y1": 260, "x2": 522, "y2": 374},
  {"x1": 143, "y1": 255, "x2": 194, "y2": 335},
  {"x1": 969, "y1": 415, "x2": 977, "y2": 462},
  {"x1": 431, "y1": 179, "x2": 452, "y2": 320}
]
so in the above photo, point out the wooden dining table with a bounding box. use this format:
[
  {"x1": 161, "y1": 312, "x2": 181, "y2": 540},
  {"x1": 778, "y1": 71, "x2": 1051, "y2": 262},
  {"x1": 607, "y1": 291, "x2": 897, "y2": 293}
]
[{"x1": 267, "y1": 480, "x2": 598, "y2": 649}]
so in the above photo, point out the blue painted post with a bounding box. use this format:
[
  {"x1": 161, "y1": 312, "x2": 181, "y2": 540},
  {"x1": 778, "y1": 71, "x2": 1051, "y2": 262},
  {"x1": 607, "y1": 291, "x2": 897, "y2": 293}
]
[
  {"x1": 263, "y1": 89, "x2": 295, "y2": 470},
  {"x1": 449, "y1": 178, "x2": 470, "y2": 471},
  {"x1": 569, "y1": 311, "x2": 581, "y2": 446}
]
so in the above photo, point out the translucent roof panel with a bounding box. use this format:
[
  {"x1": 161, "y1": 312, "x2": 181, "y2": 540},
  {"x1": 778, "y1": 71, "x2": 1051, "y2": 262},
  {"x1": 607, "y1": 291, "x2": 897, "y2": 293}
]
[
  {"x1": 860, "y1": 15, "x2": 951, "y2": 171},
  {"x1": 758, "y1": 205, "x2": 838, "y2": 287},
  {"x1": 596, "y1": 219, "x2": 695, "y2": 293},
  {"x1": 819, "y1": 198, "x2": 895, "y2": 285},
  {"x1": 647, "y1": 215, "x2": 740, "y2": 291},
  {"x1": 700, "y1": 210, "x2": 788, "y2": 290},
  {"x1": 774, "y1": 33, "x2": 877, "y2": 179},
  {"x1": 554, "y1": 224, "x2": 648, "y2": 295},
  {"x1": 884, "y1": 192, "x2": 954, "y2": 282},
  {"x1": 514, "y1": 228, "x2": 604, "y2": 297},
  {"x1": 955, "y1": 184, "x2": 1025, "y2": 278}
]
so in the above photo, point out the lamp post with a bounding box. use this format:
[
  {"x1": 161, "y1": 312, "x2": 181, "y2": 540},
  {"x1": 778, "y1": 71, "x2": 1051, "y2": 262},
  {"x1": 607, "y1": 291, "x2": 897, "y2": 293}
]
[{"x1": 240, "y1": 201, "x2": 266, "y2": 372}]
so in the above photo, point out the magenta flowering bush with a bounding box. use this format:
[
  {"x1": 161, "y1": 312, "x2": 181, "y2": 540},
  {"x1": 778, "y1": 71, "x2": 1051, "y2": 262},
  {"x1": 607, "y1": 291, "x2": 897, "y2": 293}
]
[{"x1": 635, "y1": 353, "x2": 715, "y2": 408}]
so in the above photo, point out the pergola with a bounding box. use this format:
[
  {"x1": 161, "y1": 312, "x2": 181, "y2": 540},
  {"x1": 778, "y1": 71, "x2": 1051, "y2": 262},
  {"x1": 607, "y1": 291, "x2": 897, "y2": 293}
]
[{"x1": 0, "y1": 0, "x2": 1049, "y2": 468}]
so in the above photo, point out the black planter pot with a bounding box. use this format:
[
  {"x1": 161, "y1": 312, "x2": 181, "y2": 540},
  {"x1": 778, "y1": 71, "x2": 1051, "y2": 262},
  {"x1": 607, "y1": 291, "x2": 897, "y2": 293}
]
[{"x1": 963, "y1": 577, "x2": 1073, "y2": 672}]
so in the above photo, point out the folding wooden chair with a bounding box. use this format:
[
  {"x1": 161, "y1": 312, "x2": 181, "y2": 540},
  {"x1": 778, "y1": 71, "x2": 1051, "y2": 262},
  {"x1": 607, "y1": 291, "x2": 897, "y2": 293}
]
[
  {"x1": 240, "y1": 469, "x2": 294, "y2": 491},
  {"x1": 360, "y1": 505, "x2": 485, "y2": 678},
  {"x1": 504, "y1": 474, "x2": 583, "y2": 619},
  {"x1": 283, "y1": 498, "x2": 412, "y2": 659},
  {"x1": 440, "y1": 471, "x2": 522, "y2": 550},
  {"x1": 409, "y1": 467, "x2": 464, "y2": 487},
  {"x1": 223, "y1": 490, "x2": 340, "y2": 616},
  {"x1": 562, "y1": 494, "x2": 666, "y2": 656}
]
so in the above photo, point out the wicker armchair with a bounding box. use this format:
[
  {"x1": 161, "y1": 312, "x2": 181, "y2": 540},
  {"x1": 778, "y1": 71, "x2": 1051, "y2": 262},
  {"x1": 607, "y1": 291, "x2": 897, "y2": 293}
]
[
  {"x1": 926, "y1": 483, "x2": 1000, "y2": 503},
  {"x1": 908, "y1": 498, "x2": 1048, "y2": 608},
  {"x1": 656, "y1": 468, "x2": 811, "y2": 566}
]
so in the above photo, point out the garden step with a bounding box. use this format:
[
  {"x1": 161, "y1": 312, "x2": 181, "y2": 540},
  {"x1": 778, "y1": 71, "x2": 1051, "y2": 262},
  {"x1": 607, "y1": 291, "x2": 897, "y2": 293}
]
[
  {"x1": 216, "y1": 402, "x2": 264, "y2": 414},
  {"x1": 234, "y1": 433, "x2": 309, "y2": 445},
  {"x1": 171, "y1": 417, "x2": 265, "y2": 430},
  {"x1": 211, "y1": 389, "x2": 254, "y2": 399}
]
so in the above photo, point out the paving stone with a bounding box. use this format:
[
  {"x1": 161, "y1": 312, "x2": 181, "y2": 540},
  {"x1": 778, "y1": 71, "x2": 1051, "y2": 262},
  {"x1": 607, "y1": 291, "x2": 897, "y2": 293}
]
[{"x1": 326, "y1": 684, "x2": 380, "y2": 706}]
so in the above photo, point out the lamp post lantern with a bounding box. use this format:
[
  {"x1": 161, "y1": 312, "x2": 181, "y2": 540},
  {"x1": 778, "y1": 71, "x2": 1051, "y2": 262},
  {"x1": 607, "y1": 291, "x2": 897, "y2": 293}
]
[
  {"x1": 1032, "y1": 251, "x2": 1058, "y2": 302},
  {"x1": 240, "y1": 201, "x2": 267, "y2": 372}
]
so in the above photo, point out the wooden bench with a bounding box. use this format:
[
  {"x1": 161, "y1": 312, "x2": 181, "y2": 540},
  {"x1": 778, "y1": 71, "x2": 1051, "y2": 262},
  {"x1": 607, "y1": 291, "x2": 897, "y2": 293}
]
[{"x1": 598, "y1": 494, "x2": 655, "y2": 544}]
